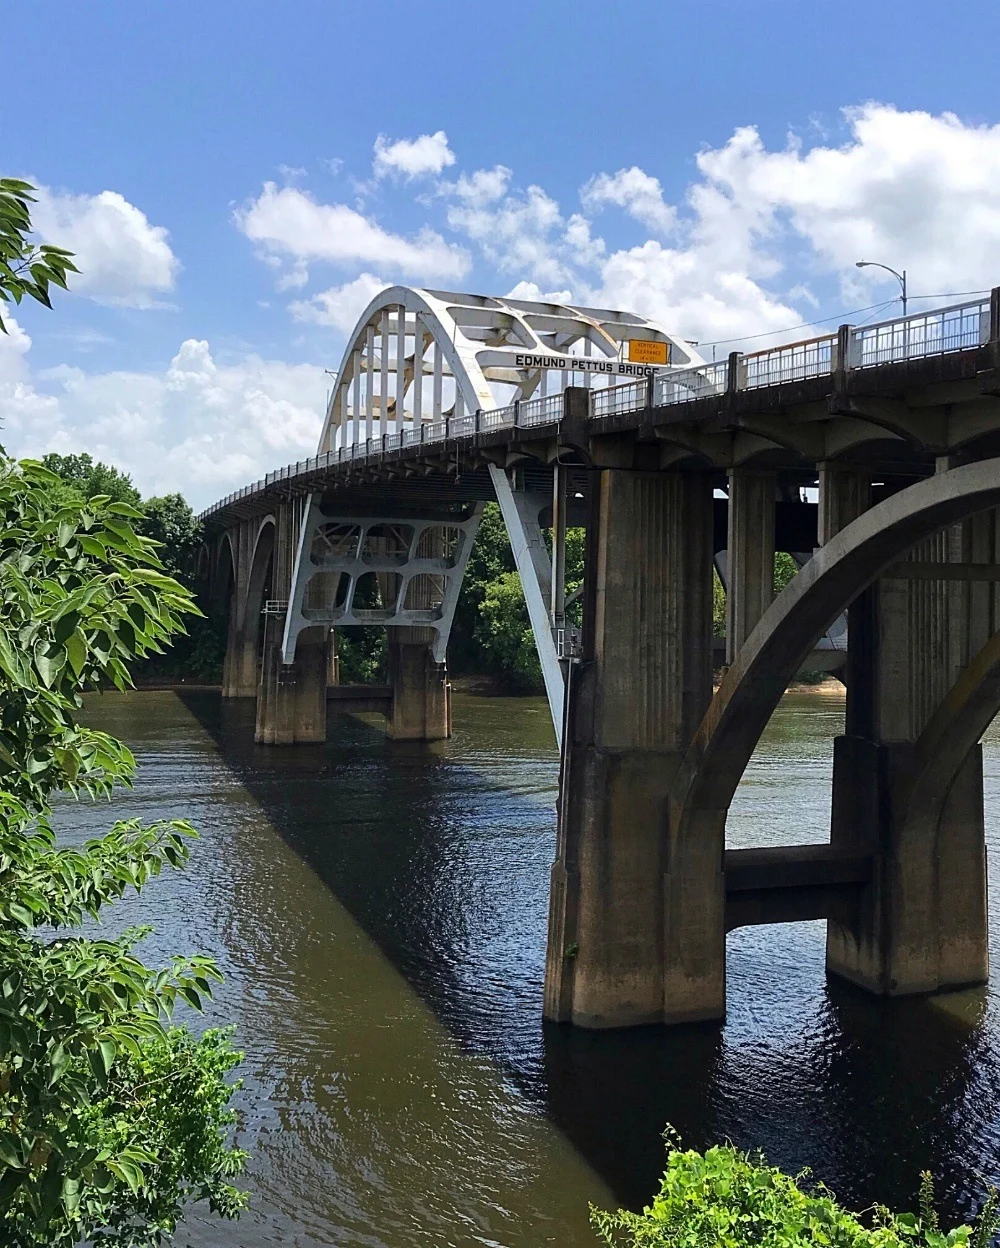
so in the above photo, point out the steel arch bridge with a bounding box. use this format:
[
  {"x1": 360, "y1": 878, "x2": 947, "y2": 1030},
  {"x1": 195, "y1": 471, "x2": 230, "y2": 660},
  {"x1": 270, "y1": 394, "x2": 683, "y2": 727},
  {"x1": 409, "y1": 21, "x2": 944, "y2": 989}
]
[{"x1": 200, "y1": 281, "x2": 1000, "y2": 1032}]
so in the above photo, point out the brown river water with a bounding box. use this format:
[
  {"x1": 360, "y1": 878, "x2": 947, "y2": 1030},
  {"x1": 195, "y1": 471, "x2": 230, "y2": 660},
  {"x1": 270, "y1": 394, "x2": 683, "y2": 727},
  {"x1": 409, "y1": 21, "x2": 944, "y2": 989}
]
[{"x1": 54, "y1": 688, "x2": 1000, "y2": 1245}]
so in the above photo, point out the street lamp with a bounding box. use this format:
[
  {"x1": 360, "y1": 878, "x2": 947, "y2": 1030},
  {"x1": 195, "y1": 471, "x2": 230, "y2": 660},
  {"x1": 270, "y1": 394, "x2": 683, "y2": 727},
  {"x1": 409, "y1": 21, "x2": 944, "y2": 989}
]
[{"x1": 855, "y1": 260, "x2": 907, "y2": 316}]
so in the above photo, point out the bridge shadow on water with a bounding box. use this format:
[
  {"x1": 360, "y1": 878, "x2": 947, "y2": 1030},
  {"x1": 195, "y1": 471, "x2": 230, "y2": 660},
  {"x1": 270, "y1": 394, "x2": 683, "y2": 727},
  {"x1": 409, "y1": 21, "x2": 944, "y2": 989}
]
[{"x1": 177, "y1": 689, "x2": 997, "y2": 1226}]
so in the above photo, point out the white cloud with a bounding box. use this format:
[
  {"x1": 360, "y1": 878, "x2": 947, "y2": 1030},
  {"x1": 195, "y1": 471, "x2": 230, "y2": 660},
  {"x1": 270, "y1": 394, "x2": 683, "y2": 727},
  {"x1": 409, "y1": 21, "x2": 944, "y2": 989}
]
[
  {"x1": 235, "y1": 182, "x2": 469, "y2": 283},
  {"x1": 373, "y1": 130, "x2": 456, "y2": 180},
  {"x1": 442, "y1": 165, "x2": 512, "y2": 207},
  {"x1": 30, "y1": 186, "x2": 179, "y2": 309},
  {"x1": 581, "y1": 166, "x2": 677, "y2": 235},
  {"x1": 447, "y1": 184, "x2": 569, "y2": 286},
  {"x1": 692, "y1": 104, "x2": 1000, "y2": 299},
  {"x1": 505, "y1": 281, "x2": 573, "y2": 304},
  {"x1": 0, "y1": 327, "x2": 326, "y2": 509},
  {"x1": 289, "y1": 272, "x2": 386, "y2": 333},
  {"x1": 593, "y1": 241, "x2": 801, "y2": 347}
]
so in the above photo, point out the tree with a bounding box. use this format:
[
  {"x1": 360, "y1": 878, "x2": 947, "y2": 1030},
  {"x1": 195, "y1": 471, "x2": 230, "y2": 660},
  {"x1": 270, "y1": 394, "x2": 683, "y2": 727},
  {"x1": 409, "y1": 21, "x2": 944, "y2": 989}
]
[
  {"x1": 591, "y1": 1135, "x2": 998, "y2": 1247},
  {"x1": 0, "y1": 180, "x2": 247, "y2": 1244},
  {"x1": 41, "y1": 454, "x2": 142, "y2": 512},
  {"x1": 468, "y1": 507, "x2": 584, "y2": 691},
  {"x1": 0, "y1": 178, "x2": 77, "y2": 334},
  {"x1": 135, "y1": 493, "x2": 202, "y2": 586}
]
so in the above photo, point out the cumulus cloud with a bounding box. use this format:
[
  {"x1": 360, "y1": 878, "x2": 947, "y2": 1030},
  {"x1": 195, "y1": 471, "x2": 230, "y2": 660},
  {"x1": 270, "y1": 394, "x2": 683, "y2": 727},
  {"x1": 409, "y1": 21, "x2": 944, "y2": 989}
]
[
  {"x1": 447, "y1": 184, "x2": 570, "y2": 286},
  {"x1": 441, "y1": 165, "x2": 512, "y2": 207},
  {"x1": 373, "y1": 130, "x2": 456, "y2": 180},
  {"x1": 30, "y1": 185, "x2": 179, "y2": 308},
  {"x1": 505, "y1": 280, "x2": 574, "y2": 304},
  {"x1": 235, "y1": 182, "x2": 469, "y2": 283},
  {"x1": 582, "y1": 166, "x2": 677, "y2": 235},
  {"x1": 0, "y1": 327, "x2": 326, "y2": 509},
  {"x1": 693, "y1": 104, "x2": 1000, "y2": 297},
  {"x1": 288, "y1": 272, "x2": 387, "y2": 333}
]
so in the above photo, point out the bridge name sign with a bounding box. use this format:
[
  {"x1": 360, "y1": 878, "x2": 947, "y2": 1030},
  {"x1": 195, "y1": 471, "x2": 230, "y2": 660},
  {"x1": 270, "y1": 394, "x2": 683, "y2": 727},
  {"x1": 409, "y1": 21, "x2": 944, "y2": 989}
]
[{"x1": 479, "y1": 349, "x2": 672, "y2": 378}]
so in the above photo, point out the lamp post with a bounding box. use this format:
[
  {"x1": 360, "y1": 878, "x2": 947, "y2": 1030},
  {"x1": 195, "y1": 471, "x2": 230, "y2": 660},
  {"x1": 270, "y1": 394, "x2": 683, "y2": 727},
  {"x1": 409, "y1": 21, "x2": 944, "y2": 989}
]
[{"x1": 855, "y1": 260, "x2": 907, "y2": 316}]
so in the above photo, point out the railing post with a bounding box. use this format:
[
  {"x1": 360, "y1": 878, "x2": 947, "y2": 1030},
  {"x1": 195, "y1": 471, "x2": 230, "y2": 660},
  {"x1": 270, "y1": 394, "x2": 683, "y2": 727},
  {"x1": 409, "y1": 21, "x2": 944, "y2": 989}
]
[
  {"x1": 420, "y1": 421, "x2": 426, "y2": 444},
  {"x1": 726, "y1": 351, "x2": 743, "y2": 394},
  {"x1": 836, "y1": 323, "x2": 853, "y2": 374},
  {"x1": 990, "y1": 288, "x2": 1000, "y2": 343},
  {"x1": 514, "y1": 399, "x2": 521, "y2": 426},
  {"x1": 646, "y1": 371, "x2": 655, "y2": 410},
  {"x1": 475, "y1": 408, "x2": 481, "y2": 433}
]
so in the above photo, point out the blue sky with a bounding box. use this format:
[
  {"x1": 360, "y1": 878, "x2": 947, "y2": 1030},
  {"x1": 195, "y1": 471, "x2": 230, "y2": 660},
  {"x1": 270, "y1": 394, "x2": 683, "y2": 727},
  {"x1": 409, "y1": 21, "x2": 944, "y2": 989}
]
[{"x1": 5, "y1": 0, "x2": 1000, "y2": 508}]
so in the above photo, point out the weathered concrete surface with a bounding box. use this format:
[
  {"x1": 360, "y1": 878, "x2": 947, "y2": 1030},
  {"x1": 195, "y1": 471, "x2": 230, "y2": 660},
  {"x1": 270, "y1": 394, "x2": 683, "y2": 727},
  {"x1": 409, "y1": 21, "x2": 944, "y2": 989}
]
[
  {"x1": 544, "y1": 469, "x2": 714, "y2": 1028},
  {"x1": 726, "y1": 469, "x2": 775, "y2": 663},
  {"x1": 386, "y1": 636, "x2": 450, "y2": 740},
  {"x1": 666, "y1": 460, "x2": 1000, "y2": 1010},
  {"x1": 256, "y1": 620, "x2": 328, "y2": 744}
]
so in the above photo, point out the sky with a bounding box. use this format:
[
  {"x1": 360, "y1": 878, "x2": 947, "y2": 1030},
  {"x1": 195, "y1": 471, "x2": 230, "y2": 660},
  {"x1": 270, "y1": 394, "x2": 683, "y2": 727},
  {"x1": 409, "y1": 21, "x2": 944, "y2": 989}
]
[{"x1": 6, "y1": 0, "x2": 1000, "y2": 510}]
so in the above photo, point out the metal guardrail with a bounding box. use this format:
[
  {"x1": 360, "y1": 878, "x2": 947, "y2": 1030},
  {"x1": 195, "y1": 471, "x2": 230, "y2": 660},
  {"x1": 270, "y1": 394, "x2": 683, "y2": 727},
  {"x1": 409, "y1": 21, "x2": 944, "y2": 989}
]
[
  {"x1": 199, "y1": 294, "x2": 996, "y2": 520},
  {"x1": 744, "y1": 334, "x2": 837, "y2": 388},
  {"x1": 850, "y1": 299, "x2": 989, "y2": 367}
]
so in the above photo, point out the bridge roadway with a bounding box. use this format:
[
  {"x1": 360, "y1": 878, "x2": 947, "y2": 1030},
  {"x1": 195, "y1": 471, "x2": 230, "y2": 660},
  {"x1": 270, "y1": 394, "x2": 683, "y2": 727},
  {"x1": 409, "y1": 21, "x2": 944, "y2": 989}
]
[{"x1": 201, "y1": 285, "x2": 1000, "y2": 1028}]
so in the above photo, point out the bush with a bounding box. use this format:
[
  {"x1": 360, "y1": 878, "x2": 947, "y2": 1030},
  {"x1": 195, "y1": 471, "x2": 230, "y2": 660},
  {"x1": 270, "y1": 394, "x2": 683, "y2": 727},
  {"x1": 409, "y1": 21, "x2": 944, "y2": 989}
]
[{"x1": 591, "y1": 1136, "x2": 999, "y2": 1247}]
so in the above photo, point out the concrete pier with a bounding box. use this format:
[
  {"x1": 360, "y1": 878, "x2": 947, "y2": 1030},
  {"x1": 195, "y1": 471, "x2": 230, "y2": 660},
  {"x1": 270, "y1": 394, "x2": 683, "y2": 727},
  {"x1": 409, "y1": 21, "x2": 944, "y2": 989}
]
[
  {"x1": 255, "y1": 618, "x2": 328, "y2": 744},
  {"x1": 544, "y1": 469, "x2": 714, "y2": 1028},
  {"x1": 387, "y1": 634, "x2": 451, "y2": 741},
  {"x1": 725, "y1": 469, "x2": 775, "y2": 662},
  {"x1": 825, "y1": 466, "x2": 989, "y2": 995}
]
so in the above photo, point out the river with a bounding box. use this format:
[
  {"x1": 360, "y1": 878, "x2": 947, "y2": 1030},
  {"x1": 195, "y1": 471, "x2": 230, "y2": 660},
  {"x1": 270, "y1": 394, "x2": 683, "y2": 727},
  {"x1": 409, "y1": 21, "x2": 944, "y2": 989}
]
[{"x1": 54, "y1": 687, "x2": 1000, "y2": 1245}]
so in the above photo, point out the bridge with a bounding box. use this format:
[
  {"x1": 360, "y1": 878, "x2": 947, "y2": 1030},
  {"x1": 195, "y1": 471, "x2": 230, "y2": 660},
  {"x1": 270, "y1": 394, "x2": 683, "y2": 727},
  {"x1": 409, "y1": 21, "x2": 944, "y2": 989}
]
[{"x1": 200, "y1": 283, "x2": 1000, "y2": 1028}]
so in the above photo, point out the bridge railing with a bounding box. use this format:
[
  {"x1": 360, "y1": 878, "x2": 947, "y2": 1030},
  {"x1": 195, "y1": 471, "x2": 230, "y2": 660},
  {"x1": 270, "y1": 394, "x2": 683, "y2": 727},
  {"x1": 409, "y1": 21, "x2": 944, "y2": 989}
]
[
  {"x1": 743, "y1": 333, "x2": 837, "y2": 388},
  {"x1": 654, "y1": 359, "x2": 729, "y2": 405},
  {"x1": 848, "y1": 297, "x2": 990, "y2": 367},
  {"x1": 198, "y1": 292, "x2": 998, "y2": 520}
]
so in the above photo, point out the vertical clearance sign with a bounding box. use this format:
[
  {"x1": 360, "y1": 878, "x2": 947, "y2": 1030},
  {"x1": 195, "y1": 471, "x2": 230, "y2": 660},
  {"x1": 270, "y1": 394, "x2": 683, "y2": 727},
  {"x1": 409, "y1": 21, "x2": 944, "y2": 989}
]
[{"x1": 480, "y1": 340, "x2": 673, "y2": 378}]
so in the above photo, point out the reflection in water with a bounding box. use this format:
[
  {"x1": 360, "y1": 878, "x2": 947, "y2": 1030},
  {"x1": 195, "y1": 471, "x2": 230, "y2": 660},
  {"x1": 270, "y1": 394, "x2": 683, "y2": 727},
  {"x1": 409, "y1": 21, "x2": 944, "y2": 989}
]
[{"x1": 51, "y1": 687, "x2": 1000, "y2": 1244}]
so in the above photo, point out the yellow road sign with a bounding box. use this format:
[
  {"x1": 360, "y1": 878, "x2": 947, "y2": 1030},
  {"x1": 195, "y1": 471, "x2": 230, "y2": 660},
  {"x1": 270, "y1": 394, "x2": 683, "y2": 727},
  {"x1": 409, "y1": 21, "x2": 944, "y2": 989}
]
[{"x1": 628, "y1": 339, "x2": 669, "y2": 364}]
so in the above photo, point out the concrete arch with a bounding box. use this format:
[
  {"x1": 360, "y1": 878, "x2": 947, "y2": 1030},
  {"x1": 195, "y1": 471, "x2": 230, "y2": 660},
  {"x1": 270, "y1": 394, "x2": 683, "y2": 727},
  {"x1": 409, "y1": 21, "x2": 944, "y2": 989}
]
[
  {"x1": 672, "y1": 458, "x2": 1000, "y2": 821},
  {"x1": 660, "y1": 459, "x2": 1000, "y2": 1020},
  {"x1": 907, "y1": 628, "x2": 1000, "y2": 824},
  {"x1": 211, "y1": 530, "x2": 236, "y2": 622},
  {"x1": 242, "y1": 517, "x2": 275, "y2": 634}
]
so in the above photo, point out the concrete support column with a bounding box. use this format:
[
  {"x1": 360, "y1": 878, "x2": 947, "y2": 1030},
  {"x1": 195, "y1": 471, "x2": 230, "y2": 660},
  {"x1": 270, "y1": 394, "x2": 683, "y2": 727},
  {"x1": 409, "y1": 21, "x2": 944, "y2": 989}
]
[
  {"x1": 386, "y1": 630, "x2": 450, "y2": 740},
  {"x1": 725, "y1": 469, "x2": 775, "y2": 662},
  {"x1": 826, "y1": 462, "x2": 988, "y2": 995},
  {"x1": 544, "y1": 470, "x2": 715, "y2": 1028},
  {"x1": 255, "y1": 618, "x2": 328, "y2": 744},
  {"x1": 817, "y1": 461, "x2": 871, "y2": 547},
  {"x1": 221, "y1": 615, "x2": 258, "y2": 698},
  {"x1": 327, "y1": 628, "x2": 340, "y2": 687}
]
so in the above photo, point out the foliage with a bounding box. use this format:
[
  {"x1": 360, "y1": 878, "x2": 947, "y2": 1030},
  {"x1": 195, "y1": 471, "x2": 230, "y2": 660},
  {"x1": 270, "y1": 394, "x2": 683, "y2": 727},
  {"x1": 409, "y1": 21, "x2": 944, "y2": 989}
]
[
  {"x1": 133, "y1": 495, "x2": 226, "y2": 683},
  {"x1": 452, "y1": 503, "x2": 584, "y2": 691},
  {"x1": 476, "y1": 571, "x2": 543, "y2": 689},
  {"x1": 0, "y1": 458, "x2": 247, "y2": 1244},
  {"x1": 135, "y1": 494, "x2": 202, "y2": 587},
  {"x1": 591, "y1": 1137, "x2": 999, "y2": 1248},
  {"x1": 774, "y1": 551, "x2": 799, "y2": 597},
  {"x1": 713, "y1": 568, "x2": 726, "y2": 639},
  {"x1": 41, "y1": 454, "x2": 142, "y2": 513},
  {"x1": 0, "y1": 179, "x2": 78, "y2": 334},
  {"x1": 449, "y1": 503, "x2": 516, "y2": 674},
  {"x1": 0, "y1": 180, "x2": 246, "y2": 1244},
  {"x1": 336, "y1": 628, "x2": 387, "y2": 685}
]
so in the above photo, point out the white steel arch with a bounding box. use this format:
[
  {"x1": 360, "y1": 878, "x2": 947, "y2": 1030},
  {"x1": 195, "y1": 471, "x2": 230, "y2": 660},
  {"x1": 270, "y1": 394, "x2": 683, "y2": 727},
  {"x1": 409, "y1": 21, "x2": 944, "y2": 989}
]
[
  {"x1": 317, "y1": 286, "x2": 704, "y2": 452},
  {"x1": 292, "y1": 286, "x2": 703, "y2": 745}
]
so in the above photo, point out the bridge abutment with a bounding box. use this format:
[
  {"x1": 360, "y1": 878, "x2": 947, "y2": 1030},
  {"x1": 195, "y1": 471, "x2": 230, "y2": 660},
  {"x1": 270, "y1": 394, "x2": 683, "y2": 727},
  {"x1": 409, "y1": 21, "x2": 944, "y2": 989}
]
[{"x1": 544, "y1": 469, "x2": 715, "y2": 1028}]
